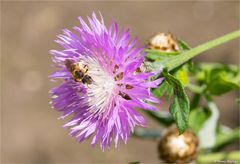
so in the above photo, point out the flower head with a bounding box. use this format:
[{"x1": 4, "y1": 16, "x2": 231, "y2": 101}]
[{"x1": 49, "y1": 12, "x2": 162, "y2": 150}]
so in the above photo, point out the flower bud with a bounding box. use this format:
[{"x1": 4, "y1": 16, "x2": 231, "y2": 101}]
[
  {"x1": 148, "y1": 32, "x2": 180, "y2": 52},
  {"x1": 158, "y1": 127, "x2": 199, "y2": 163}
]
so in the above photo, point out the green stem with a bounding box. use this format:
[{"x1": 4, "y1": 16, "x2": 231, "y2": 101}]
[
  {"x1": 162, "y1": 30, "x2": 240, "y2": 71},
  {"x1": 187, "y1": 84, "x2": 206, "y2": 94},
  {"x1": 197, "y1": 151, "x2": 240, "y2": 163},
  {"x1": 213, "y1": 128, "x2": 240, "y2": 151},
  {"x1": 133, "y1": 128, "x2": 161, "y2": 139},
  {"x1": 145, "y1": 110, "x2": 174, "y2": 126},
  {"x1": 190, "y1": 93, "x2": 201, "y2": 109}
]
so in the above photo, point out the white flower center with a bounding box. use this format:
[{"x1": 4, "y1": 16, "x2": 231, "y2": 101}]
[{"x1": 84, "y1": 57, "x2": 115, "y2": 114}]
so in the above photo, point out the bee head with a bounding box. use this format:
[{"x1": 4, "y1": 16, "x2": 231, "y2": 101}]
[{"x1": 74, "y1": 70, "x2": 84, "y2": 79}]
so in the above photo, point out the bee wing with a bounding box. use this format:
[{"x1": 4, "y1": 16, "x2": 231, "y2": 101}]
[{"x1": 64, "y1": 59, "x2": 75, "y2": 72}]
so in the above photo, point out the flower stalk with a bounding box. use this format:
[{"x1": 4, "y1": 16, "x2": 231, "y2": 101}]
[{"x1": 151, "y1": 30, "x2": 240, "y2": 71}]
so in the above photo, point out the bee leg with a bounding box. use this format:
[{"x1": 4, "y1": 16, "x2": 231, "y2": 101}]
[{"x1": 83, "y1": 65, "x2": 89, "y2": 73}]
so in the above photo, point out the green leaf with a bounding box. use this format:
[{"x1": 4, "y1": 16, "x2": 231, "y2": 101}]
[
  {"x1": 189, "y1": 107, "x2": 211, "y2": 133},
  {"x1": 196, "y1": 63, "x2": 240, "y2": 95},
  {"x1": 151, "y1": 80, "x2": 173, "y2": 99},
  {"x1": 179, "y1": 40, "x2": 191, "y2": 50},
  {"x1": 162, "y1": 69, "x2": 190, "y2": 134},
  {"x1": 208, "y1": 67, "x2": 240, "y2": 95},
  {"x1": 166, "y1": 84, "x2": 174, "y2": 100},
  {"x1": 174, "y1": 66, "x2": 189, "y2": 87},
  {"x1": 145, "y1": 49, "x2": 179, "y2": 61},
  {"x1": 145, "y1": 49, "x2": 179, "y2": 56},
  {"x1": 151, "y1": 80, "x2": 168, "y2": 98}
]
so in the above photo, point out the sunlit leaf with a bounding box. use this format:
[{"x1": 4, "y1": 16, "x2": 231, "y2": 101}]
[
  {"x1": 174, "y1": 66, "x2": 189, "y2": 87},
  {"x1": 208, "y1": 68, "x2": 240, "y2": 95},
  {"x1": 196, "y1": 63, "x2": 240, "y2": 95}
]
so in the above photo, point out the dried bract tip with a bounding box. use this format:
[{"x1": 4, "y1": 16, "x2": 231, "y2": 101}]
[
  {"x1": 148, "y1": 32, "x2": 180, "y2": 52},
  {"x1": 158, "y1": 127, "x2": 199, "y2": 163}
]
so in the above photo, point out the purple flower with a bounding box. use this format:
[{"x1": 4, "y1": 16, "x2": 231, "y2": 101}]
[{"x1": 49, "y1": 12, "x2": 162, "y2": 150}]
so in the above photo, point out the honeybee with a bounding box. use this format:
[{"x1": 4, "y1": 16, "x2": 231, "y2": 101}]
[{"x1": 64, "y1": 59, "x2": 93, "y2": 85}]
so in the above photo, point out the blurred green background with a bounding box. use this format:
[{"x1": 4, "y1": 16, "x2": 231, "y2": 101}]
[{"x1": 1, "y1": 1, "x2": 239, "y2": 163}]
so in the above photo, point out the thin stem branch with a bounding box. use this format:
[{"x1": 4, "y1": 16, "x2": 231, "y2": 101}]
[{"x1": 197, "y1": 151, "x2": 240, "y2": 163}]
